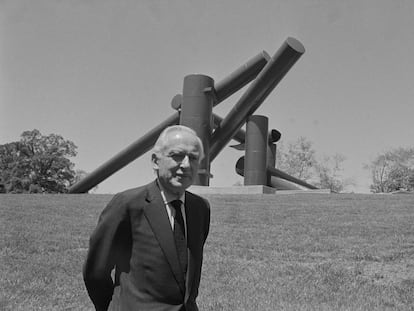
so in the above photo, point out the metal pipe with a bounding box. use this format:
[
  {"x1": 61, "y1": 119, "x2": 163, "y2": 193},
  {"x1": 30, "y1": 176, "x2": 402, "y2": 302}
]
[
  {"x1": 171, "y1": 51, "x2": 271, "y2": 111},
  {"x1": 266, "y1": 143, "x2": 277, "y2": 185},
  {"x1": 269, "y1": 176, "x2": 306, "y2": 190},
  {"x1": 213, "y1": 113, "x2": 280, "y2": 145},
  {"x1": 68, "y1": 113, "x2": 179, "y2": 193},
  {"x1": 210, "y1": 37, "x2": 305, "y2": 161},
  {"x1": 244, "y1": 115, "x2": 268, "y2": 186},
  {"x1": 179, "y1": 75, "x2": 214, "y2": 185},
  {"x1": 214, "y1": 51, "x2": 270, "y2": 104},
  {"x1": 267, "y1": 166, "x2": 319, "y2": 189},
  {"x1": 268, "y1": 129, "x2": 281, "y2": 144},
  {"x1": 213, "y1": 113, "x2": 245, "y2": 143},
  {"x1": 235, "y1": 156, "x2": 318, "y2": 190}
]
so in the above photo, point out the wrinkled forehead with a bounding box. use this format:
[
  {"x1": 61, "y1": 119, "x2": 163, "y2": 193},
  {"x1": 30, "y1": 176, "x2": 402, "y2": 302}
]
[{"x1": 163, "y1": 131, "x2": 201, "y2": 152}]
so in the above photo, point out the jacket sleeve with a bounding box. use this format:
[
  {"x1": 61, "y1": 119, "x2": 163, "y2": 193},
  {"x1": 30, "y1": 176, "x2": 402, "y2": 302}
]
[
  {"x1": 83, "y1": 193, "x2": 130, "y2": 311},
  {"x1": 203, "y1": 198, "x2": 211, "y2": 244}
]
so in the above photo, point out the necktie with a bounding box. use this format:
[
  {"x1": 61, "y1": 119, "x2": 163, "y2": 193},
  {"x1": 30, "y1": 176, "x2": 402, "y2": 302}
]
[{"x1": 171, "y1": 200, "x2": 188, "y2": 277}]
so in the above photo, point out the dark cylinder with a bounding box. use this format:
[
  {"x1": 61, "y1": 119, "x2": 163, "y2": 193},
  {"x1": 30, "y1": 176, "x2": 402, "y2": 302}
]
[
  {"x1": 235, "y1": 156, "x2": 318, "y2": 190},
  {"x1": 213, "y1": 113, "x2": 245, "y2": 143},
  {"x1": 214, "y1": 51, "x2": 270, "y2": 104},
  {"x1": 269, "y1": 176, "x2": 305, "y2": 190},
  {"x1": 244, "y1": 115, "x2": 268, "y2": 185},
  {"x1": 171, "y1": 51, "x2": 270, "y2": 112},
  {"x1": 267, "y1": 166, "x2": 318, "y2": 189},
  {"x1": 268, "y1": 129, "x2": 281, "y2": 143},
  {"x1": 179, "y1": 75, "x2": 214, "y2": 186},
  {"x1": 266, "y1": 143, "x2": 277, "y2": 185},
  {"x1": 69, "y1": 113, "x2": 179, "y2": 193},
  {"x1": 210, "y1": 37, "x2": 305, "y2": 161},
  {"x1": 213, "y1": 113, "x2": 281, "y2": 145}
]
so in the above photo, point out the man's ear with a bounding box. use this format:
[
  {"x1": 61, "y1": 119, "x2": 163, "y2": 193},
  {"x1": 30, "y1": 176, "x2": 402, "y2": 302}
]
[{"x1": 151, "y1": 153, "x2": 159, "y2": 170}]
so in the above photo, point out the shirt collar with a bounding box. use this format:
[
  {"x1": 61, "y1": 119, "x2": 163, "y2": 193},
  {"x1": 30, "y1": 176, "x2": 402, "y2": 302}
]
[{"x1": 157, "y1": 179, "x2": 185, "y2": 204}]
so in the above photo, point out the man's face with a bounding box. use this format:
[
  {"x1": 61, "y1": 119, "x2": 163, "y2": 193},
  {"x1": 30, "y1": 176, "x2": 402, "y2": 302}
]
[{"x1": 153, "y1": 131, "x2": 201, "y2": 196}]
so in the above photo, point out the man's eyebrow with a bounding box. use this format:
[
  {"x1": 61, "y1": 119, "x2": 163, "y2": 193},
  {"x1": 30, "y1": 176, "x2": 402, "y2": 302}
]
[
  {"x1": 167, "y1": 149, "x2": 185, "y2": 154},
  {"x1": 167, "y1": 150, "x2": 200, "y2": 157}
]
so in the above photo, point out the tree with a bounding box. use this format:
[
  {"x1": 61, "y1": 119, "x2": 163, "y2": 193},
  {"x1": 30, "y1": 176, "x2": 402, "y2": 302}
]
[
  {"x1": 0, "y1": 129, "x2": 78, "y2": 193},
  {"x1": 276, "y1": 136, "x2": 317, "y2": 181},
  {"x1": 276, "y1": 137, "x2": 349, "y2": 192},
  {"x1": 365, "y1": 147, "x2": 414, "y2": 193},
  {"x1": 314, "y1": 153, "x2": 349, "y2": 193}
]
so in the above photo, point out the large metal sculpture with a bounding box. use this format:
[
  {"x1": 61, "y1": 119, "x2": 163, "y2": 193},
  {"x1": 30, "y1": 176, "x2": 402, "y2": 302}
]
[{"x1": 69, "y1": 37, "x2": 317, "y2": 193}]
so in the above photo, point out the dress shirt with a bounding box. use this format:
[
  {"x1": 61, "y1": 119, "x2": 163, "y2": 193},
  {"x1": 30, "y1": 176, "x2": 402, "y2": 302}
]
[{"x1": 159, "y1": 188, "x2": 187, "y2": 236}]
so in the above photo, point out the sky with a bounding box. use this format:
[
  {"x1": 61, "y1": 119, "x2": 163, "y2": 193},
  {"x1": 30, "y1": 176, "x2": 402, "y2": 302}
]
[{"x1": 1, "y1": 0, "x2": 414, "y2": 194}]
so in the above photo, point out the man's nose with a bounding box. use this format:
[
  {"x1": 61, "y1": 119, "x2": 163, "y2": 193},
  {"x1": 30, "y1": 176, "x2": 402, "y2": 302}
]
[{"x1": 180, "y1": 155, "x2": 191, "y2": 167}]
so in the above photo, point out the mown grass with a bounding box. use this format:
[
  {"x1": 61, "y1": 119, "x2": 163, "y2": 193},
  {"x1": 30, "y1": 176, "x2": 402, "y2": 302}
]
[{"x1": 1, "y1": 193, "x2": 414, "y2": 310}]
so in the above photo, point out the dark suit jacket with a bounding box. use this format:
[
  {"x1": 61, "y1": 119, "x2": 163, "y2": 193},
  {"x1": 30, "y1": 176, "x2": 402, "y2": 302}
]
[{"x1": 83, "y1": 180, "x2": 210, "y2": 311}]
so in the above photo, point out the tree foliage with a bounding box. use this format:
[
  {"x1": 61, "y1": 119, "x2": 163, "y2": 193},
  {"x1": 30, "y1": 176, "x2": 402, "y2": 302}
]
[
  {"x1": 314, "y1": 153, "x2": 347, "y2": 193},
  {"x1": 365, "y1": 147, "x2": 414, "y2": 193},
  {"x1": 276, "y1": 136, "x2": 350, "y2": 192},
  {"x1": 276, "y1": 136, "x2": 317, "y2": 181},
  {"x1": 0, "y1": 129, "x2": 78, "y2": 193}
]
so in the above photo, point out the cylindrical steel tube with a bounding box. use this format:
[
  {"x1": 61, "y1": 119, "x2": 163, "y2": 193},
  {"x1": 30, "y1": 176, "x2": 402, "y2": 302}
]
[
  {"x1": 268, "y1": 166, "x2": 318, "y2": 189},
  {"x1": 235, "y1": 155, "x2": 318, "y2": 190},
  {"x1": 69, "y1": 113, "x2": 179, "y2": 193},
  {"x1": 171, "y1": 51, "x2": 270, "y2": 112},
  {"x1": 266, "y1": 143, "x2": 277, "y2": 185},
  {"x1": 269, "y1": 176, "x2": 306, "y2": 190},
  {"x1": 179, "y1": 75, "x2": 214, "y2": 185},
  {"x1": 210, "y1": 37, "x2": 305, "y2": 161},
  {"x1": 214, "y1": 51, "x2": 270, "y2": 104},
  {"x1": 244, "y1": 115, "x2": 268, "y2": 185},
  {"x1": 212, "y1": 113, "x2": 245, "y2": 143}
]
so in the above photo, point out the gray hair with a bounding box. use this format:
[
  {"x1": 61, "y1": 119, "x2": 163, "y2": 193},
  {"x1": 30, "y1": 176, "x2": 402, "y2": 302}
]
[{"x1": 152, "y1": 125, "x2": 205, "y2": 162}]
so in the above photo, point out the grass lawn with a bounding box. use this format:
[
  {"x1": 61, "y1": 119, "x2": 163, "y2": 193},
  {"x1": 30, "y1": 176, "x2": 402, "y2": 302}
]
[{"x1": 1, "y1": 193, "x2": 414, "y2": 310}]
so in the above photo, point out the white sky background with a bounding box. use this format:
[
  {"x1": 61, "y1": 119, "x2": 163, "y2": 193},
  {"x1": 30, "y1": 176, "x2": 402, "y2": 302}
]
[{"x1": 1, "y1": 0, "x2": 414, "y2": 193}]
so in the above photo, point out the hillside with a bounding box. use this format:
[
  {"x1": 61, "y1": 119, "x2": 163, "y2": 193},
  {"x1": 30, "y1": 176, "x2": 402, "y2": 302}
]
[{"x1": 1, "y1": 193, "x2": 414, "y2": 310}]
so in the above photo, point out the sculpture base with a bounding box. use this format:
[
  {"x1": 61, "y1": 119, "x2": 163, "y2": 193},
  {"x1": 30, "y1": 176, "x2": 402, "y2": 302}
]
[
  {"x1": 189, "y1": 185, "x2": 331, "y2": 195},
  {"x1": 189, "y1": 185, "x2": 275, "y2": 195}
]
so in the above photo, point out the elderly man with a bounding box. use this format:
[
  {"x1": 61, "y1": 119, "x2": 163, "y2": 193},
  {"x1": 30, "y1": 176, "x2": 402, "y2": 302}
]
[{"x1": 83, "y1": 125, "x2": 211, "y2": 311}]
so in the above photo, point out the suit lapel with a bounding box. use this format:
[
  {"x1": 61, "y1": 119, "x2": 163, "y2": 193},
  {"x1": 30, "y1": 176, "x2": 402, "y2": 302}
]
[
  {"x1": 184, "y1": 192, "x2": 202, "y2": 301},
  {"x1": 143, "y1": 181, "x2": 186, "y2": 294}
]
